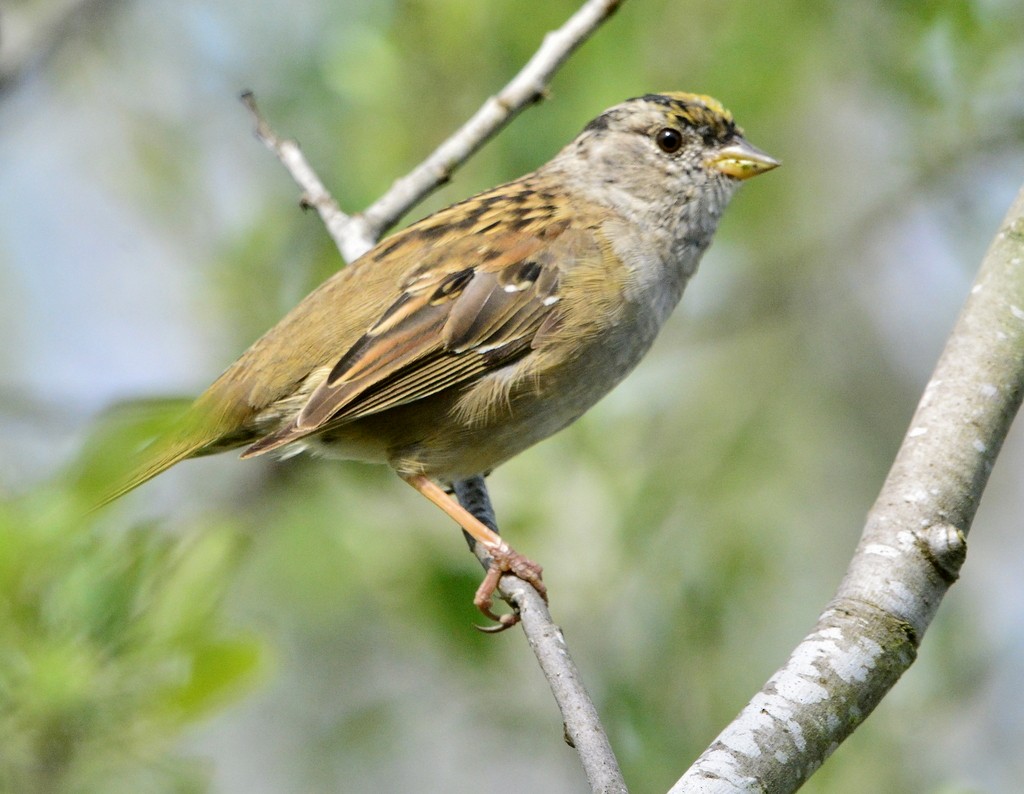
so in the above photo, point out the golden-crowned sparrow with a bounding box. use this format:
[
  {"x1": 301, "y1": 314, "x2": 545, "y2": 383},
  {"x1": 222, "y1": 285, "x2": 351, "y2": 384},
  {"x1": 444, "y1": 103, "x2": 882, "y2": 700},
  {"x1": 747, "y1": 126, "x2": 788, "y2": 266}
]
[{"x1": 100, "y1": 92, "x2": 778, "y2": 625}]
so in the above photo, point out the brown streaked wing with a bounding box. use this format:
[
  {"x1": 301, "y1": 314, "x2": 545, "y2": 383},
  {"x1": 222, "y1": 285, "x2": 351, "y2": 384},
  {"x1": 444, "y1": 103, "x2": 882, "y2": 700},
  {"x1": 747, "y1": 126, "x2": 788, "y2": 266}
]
[{"x1": 242, "y1": 228, "x2": 571, "y2": 457}]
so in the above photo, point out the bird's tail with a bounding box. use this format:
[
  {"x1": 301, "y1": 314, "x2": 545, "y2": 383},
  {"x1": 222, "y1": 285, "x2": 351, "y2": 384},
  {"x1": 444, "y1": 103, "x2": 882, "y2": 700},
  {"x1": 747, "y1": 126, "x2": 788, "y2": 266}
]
[
  {"x1": 73, "y1": 397, "x2": 236, "y2": 510},
  {"x1": 94, "y1": 432, "x2": 213, "y2": 508}
]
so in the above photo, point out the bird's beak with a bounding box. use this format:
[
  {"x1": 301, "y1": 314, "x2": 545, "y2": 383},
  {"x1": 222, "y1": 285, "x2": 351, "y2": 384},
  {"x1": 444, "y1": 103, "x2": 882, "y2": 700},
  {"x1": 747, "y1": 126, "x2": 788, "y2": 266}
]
[{"x1": 706, "y1": 138, "x2": 780, "y2": 180}]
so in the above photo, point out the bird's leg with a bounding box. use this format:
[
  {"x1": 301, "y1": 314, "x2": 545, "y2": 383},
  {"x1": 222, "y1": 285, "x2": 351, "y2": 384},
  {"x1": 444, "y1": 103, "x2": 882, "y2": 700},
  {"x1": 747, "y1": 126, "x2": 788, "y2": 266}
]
[{"x1": 401, "y1": 474, "x2": 546, "y2": 628}]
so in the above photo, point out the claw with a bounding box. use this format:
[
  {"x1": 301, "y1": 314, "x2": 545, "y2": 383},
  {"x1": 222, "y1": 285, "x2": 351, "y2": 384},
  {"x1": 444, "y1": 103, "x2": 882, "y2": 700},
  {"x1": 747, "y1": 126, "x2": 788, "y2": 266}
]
[
  {"x1": 400, "y1": 475, "x2": 546, "y2": 629},
  {"x1": 471, "y1": 543, "x2": 546, "y2": 630},
  {"x1": 473, "y1": 614, "x2": 520, "y2": 633}
]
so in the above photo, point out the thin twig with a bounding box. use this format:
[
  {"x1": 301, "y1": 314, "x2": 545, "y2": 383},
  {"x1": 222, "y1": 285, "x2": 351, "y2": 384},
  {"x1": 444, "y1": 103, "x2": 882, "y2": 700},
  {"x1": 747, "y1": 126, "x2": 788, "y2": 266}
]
[
  {"x1": 351, "y1": 0, "x2": 624, "y2": 260},
  {"x1": 672, "y1": 186, "x2": 1024, "y2": 792},
  {"x1": 240, "y1": 91, "x2": 353, "y2": 247},
  {"x1": 454, "y1": 477, "x2": 628, "y2": 794},
  {"x1": 242, "y1": 0, "x2": 623, "y2": 265}
]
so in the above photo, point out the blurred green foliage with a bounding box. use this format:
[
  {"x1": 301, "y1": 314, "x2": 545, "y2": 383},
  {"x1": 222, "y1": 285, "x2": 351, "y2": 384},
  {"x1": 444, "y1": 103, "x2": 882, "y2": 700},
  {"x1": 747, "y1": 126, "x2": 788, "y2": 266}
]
[
  {"x1": 2, "y1": 0, "x2": 1024, "y2": 791},
  {"x1": 0, "y1": 489, "x2": 261, "y2": 792}
]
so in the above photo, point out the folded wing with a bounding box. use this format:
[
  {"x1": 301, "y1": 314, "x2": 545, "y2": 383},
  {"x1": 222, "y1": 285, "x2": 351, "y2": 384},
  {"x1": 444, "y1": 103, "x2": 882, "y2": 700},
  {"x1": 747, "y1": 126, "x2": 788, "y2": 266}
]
[{"x1": 242, "y1": 227, "x2": 571, "y2": 457}]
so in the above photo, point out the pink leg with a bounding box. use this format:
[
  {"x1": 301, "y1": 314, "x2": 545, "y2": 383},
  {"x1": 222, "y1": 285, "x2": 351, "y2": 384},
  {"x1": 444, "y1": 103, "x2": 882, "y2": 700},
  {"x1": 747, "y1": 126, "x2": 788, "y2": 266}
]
[{"x1": 402, "y1": 474, "x2": 546, "y2": 628}]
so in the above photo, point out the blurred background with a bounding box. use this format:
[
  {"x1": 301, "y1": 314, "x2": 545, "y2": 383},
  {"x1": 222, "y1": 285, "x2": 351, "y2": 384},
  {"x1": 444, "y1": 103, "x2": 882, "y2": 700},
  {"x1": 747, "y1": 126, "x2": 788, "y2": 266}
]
[{"x1": 2, "y1": 0, "x2": 1024, "y2": 791}]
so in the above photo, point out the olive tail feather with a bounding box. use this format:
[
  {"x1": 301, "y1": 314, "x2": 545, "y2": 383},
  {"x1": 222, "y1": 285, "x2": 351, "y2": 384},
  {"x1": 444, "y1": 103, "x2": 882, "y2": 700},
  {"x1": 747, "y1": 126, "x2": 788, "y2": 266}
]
[
  {"x1": 79, "y1": 396, "x2": 245, "y2": 512},
  {"x1": 92, "y1": 433, "x2": 214, "y2": 510}
]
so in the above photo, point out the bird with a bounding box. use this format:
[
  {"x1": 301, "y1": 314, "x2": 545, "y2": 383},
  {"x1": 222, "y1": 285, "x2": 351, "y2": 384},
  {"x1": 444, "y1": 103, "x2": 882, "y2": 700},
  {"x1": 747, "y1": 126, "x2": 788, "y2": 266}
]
[{"x1": 97, "y1": 92, "x2": 778, "y2": 628}]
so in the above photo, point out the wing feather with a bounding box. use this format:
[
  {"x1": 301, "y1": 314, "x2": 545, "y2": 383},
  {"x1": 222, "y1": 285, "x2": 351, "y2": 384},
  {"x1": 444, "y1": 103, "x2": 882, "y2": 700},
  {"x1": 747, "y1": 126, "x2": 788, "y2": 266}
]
[{"x1": 242, "y1": 228, "x2": 573, "y2": 458}]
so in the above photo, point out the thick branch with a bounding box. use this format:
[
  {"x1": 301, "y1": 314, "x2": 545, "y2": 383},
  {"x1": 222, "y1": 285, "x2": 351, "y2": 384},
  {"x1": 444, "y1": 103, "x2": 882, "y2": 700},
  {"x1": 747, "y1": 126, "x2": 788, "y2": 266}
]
[{"x1": 673, "y1": 186, "x2": 1024, "y2": 792}]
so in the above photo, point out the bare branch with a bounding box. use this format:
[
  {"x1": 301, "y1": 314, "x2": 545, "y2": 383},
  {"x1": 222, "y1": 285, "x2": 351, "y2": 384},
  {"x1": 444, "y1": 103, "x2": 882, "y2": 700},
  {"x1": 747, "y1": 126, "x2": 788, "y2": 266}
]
[
  {"x1": 507, "y1": 576, "x2": 630, "y2": 794},
  {"x1": 454, "y1": 477, "x2": 627, "y2": 794},
  {"x1": 240, "y1": 0, "x2": 622, "y2": 267},
  {"x1": 240, "y1": 91, "x2": 353, "y2": 247},
  {"x1": 343, "y1": 0, "x2": 623, "y2": 261},
  {"x1": 672, "y1": 185, "x2": 1024, "y2": 792}
]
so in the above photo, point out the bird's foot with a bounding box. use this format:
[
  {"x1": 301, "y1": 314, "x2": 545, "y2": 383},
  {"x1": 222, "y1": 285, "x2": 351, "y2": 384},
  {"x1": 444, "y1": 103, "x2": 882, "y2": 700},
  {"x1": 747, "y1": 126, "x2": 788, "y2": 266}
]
[{"x1": 473, "y1": 543, "x2": 546, "y2": 633}]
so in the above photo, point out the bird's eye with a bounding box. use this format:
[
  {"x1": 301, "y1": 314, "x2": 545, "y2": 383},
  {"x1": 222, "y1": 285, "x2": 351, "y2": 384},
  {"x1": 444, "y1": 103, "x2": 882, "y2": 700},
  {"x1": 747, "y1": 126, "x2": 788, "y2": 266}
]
[{"x1": 655, "y1": 127, "x2": 683, "y2": 154}]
